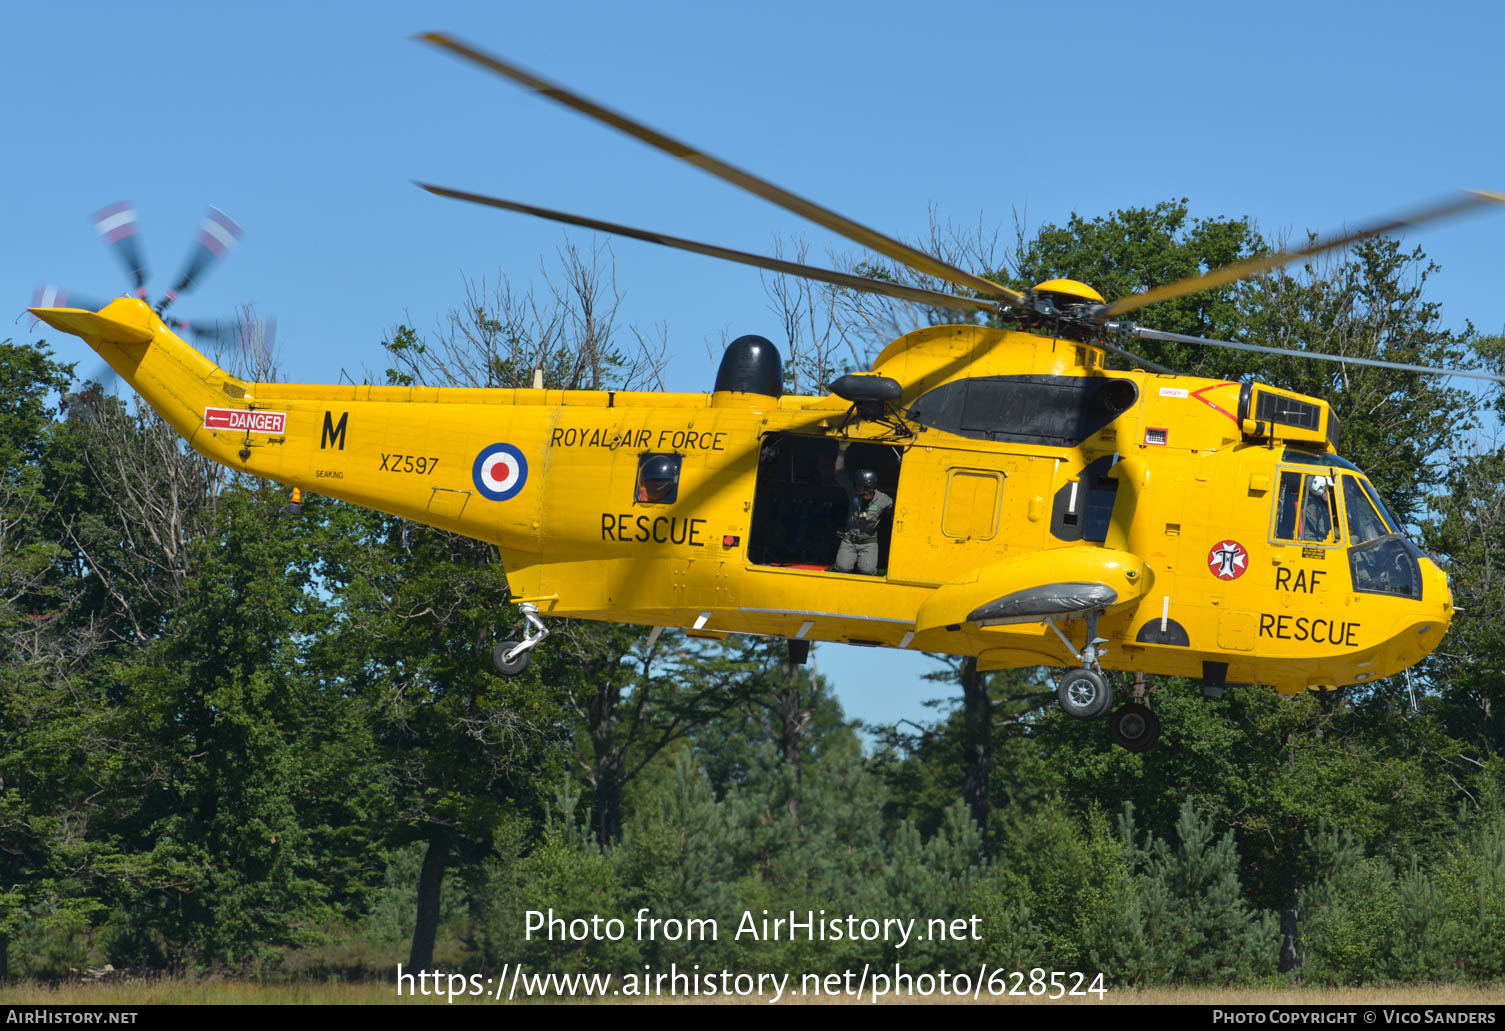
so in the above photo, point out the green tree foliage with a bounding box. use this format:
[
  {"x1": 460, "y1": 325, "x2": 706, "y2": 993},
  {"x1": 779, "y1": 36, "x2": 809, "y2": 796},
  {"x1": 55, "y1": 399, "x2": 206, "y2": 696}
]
[
  {"x1": 95, "y1": 484, "x2": 389, "y2": 970},
  {"x1": 1302, "y1": 808, "x2": 1505, "y2": 983},
  {"x1": 1422, "y1": 345, "x2": 1505, "y2": 757},
  {"x1": 1119, "y1": 802, "x2": 1277, "y2": 984},
  {"x1": 970, "y1": 803, "x2": 1132, "y2": 973},
  {"x1": 318, "y1": 503, "x2": 566, "y2": 970},
  {"x1": 1014, "y1": 199, "x2": 1263, "y2": 354},
  {"x1": 2, "y1": 349, "x2": 392, "y2": 975},
  {"x1": 0, "y1": 341, "x2": 100, "y2": 979},
  {"x1": 870, "y1": 663, "x2": 1058, "y2": 843},
  {"x1": 1237, "y1": 239, "x2": 1477, "y2": 524}
]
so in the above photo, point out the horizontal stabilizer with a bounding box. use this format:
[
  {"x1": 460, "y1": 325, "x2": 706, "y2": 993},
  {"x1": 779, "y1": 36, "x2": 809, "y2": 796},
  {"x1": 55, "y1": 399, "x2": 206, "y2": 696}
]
[{"x1": 28, "y1": 305, "x2": 154, "y2": 347}]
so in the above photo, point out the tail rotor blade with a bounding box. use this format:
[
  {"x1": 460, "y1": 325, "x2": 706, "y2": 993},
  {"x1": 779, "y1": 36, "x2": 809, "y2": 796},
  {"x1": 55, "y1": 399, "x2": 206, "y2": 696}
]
[
  {"x1": 160, "y1": 206, "x2": 242, "y2": 312},
  {"x1": 91, "y1": 201, "x2": 150, "y2": 297},
  {"x1": 31, "y1": 284, "x2": 112, "y2": 313}
]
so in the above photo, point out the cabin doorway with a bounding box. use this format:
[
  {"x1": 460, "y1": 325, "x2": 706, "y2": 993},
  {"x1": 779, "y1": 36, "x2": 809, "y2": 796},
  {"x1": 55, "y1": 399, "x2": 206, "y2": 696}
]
[{"x1": 748, "y1": 433, "x2": 901, "y2": 576}]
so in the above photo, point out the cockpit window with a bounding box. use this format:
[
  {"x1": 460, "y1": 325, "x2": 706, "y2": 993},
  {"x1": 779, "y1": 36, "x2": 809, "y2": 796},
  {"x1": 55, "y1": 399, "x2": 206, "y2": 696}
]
[
  {"x1": 1350, "y1": 536, "x2": 1424, "y2": 599},
  {"x1": 1359, "y1": 479, "x2": 1402, "y2": 536},
  {"x1": 1274, "y1": 470, "x2": 1340, "y2": 545},
  {"x1": 1342, "y1": 476, "x2": 1390, "y2": 543},
  {"x1": 1343, "y1": 475, "x2": 1421, "y2": 597}
]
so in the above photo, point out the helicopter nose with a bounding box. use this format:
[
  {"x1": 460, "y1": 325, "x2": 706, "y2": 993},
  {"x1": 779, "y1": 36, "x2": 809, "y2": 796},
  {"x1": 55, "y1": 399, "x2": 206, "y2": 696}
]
[{"x1": 1415, "y1": 555, "x2": 1453, "y2": 652}]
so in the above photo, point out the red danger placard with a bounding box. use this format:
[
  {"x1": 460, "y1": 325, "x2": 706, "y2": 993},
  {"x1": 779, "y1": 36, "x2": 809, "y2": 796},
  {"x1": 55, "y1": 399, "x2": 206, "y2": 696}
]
[{"x1": 204, "y1": 407, "x2": 287, "y2": 434}]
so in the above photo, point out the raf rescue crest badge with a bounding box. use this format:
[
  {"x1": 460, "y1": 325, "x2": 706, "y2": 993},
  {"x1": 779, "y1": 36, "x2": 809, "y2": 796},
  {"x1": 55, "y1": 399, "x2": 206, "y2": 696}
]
[{"x1": 1207, "y1": 539, "x2": 1249, "y2": 581}]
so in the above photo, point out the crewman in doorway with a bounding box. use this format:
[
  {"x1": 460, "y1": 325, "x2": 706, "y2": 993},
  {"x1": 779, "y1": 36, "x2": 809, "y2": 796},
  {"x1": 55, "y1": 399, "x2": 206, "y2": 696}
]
[{"x1": 833, "y1": 442, "x2": 892, "y2": 575}]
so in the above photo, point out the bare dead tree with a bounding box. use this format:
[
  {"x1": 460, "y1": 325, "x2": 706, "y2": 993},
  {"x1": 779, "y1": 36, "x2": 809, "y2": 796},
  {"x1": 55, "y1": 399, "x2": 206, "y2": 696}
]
[
  {"x1": 761, "y1": 233, "x2": 844, "y2": 394},
  {"x1": 209, "y1": 304, "x2": 281, "y2": 386},
  {"x1": 833, "y1": 206, "x2": 1005, "y2": 365},
  {"x1": 62, "y1": 398, "x2": 226, "y2": 645},
  {"x1": 387, "y1": 238, "x2": 664, "y2": 393},
  {"x1": 628, "y1": 322, "x2": 672, "y2": 391}
]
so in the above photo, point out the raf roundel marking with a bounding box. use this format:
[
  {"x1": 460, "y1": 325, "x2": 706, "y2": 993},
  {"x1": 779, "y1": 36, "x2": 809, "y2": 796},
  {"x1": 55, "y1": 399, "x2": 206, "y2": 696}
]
[
  {"x1": 473, "y1": 443, "x2": 528, "y2": 501},
  {"x1": 1207, "y1": 539, "x2": 1249, "y2": 581}
]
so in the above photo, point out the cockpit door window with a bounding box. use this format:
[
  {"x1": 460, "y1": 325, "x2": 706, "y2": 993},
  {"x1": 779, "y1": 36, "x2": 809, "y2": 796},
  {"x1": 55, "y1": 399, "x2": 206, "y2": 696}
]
[{"x1": 1273, "y1": 470, "x2": 1340, "y2": 545}]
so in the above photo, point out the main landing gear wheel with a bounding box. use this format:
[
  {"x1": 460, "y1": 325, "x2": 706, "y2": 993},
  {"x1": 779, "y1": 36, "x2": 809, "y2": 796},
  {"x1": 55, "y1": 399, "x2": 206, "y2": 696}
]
[
  {"x1": 1057, "y1": 668, "x2": 1113, "y2": 721},
  {"x1": 1110, "y1": 702, "x2": 1161, "y2": 752}
]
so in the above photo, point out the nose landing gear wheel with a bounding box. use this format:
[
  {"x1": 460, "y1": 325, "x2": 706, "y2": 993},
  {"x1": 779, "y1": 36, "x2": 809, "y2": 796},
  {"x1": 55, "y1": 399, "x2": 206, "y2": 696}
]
[
  {"x1": 1109, "y1": 702, "x2": 1161, "y2": 752},
  {"x1": 492, "y1": 640, "x2": 532, "y2": 676},
  {"x1": 1057, "y1": 669, "x2": 1113, "y2": 721}
]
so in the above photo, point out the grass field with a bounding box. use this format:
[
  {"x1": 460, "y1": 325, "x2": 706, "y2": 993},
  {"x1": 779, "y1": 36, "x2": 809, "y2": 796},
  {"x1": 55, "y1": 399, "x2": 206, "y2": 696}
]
[{"x1": 4, "y1": 980, "x2": 1505, "y2": 1005}]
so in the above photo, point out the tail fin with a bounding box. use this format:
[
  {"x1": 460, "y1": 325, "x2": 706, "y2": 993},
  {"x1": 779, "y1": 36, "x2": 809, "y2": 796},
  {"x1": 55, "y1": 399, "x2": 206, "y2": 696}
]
[{"x1": 28, "y1": 297, "x2": 247, "y2": 459}]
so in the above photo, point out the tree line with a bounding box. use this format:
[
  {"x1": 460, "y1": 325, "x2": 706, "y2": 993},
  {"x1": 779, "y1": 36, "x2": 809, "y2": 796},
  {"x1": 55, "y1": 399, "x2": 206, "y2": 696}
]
[{"x1": 2, "y1": 205, "x2": 1502, "y2": 986}]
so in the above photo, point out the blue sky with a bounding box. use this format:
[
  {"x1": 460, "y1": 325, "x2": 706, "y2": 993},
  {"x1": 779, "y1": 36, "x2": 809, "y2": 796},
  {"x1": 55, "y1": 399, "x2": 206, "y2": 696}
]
[{"x1": 7, "y1": 0, "x2": 1503, "y2": 729}]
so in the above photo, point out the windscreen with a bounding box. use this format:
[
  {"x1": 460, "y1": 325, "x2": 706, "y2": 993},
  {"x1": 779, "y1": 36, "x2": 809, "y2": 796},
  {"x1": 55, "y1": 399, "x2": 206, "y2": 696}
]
[{"x1": 1342, "y1": 476, "x2": 1390, "y2": 543}]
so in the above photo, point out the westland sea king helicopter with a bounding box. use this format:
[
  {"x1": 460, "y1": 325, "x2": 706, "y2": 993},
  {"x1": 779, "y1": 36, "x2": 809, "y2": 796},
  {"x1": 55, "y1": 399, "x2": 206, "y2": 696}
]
[{"x1": 32, "y1": 34, "x2": 1505, "y2": 750}]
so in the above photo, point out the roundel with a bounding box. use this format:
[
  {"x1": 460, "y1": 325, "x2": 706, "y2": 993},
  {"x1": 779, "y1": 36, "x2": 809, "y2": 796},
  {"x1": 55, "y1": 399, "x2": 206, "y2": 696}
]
[
  {"x1": 1207, "y1": 539, "x2": 1249, "y2": 581},
  {"x1": 472, "y1": 443, "x2": 528, "y2": 501}
]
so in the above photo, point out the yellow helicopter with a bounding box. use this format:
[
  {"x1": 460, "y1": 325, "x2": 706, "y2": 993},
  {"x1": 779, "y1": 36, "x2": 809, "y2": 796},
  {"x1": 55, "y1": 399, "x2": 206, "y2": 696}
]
[{"x1": 31, "y1": 33, "x2": 1505, "y2": 751}]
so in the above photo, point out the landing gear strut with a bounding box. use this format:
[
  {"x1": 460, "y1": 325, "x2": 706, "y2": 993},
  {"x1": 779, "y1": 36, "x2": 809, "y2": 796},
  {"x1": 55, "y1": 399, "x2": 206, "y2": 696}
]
[{"x1": 492, "y1": 602, "x2": 550, "y2": 677}]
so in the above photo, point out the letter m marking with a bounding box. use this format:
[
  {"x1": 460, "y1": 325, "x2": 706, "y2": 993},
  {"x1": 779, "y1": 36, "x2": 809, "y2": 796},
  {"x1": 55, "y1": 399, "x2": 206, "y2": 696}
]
[{"x1": 321, "y1": 411, "x2": 348, "y2": 450}]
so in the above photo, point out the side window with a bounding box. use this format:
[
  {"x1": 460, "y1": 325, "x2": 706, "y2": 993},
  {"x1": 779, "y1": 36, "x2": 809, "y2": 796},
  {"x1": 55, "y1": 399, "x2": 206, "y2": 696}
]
[
  {"x1": 1275, "y1": 471, "x2": 1301, "y2": 539},
  {"x1": 635, "y1": 452, "x2": 682, "y2": 504},
  {"x1": 1273, "y1": 470, "x2": 1340, "y2": 545},
  {"x1": 1050, "y1": 454, "x2": 1119, "y2": 543}
]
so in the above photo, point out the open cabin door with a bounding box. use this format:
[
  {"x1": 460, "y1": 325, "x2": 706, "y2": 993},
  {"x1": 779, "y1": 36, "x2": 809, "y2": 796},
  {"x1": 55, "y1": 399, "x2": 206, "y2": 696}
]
[{"x1": 886, "y1": 450, "x2": 1024, "y2": 585}]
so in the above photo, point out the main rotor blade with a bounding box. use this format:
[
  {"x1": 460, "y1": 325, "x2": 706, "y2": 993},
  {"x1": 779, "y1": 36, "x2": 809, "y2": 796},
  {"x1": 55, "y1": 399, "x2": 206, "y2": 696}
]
[
  {"x1": 1096, "y1": 337, "x2": 1178, "y2": 375},
  {"x1": 1124, "y1": 324, "x2": 1505, "y2": 384},
  {"x1": 416, "y1": 32, "x2": 1023, "y2": 307},
  {"x1": 418, "y1": 182, "x2": 1000, "y2": 315},
  {"x1": 1101, "y1": 190, "x2": 1505, "y2": 320}
]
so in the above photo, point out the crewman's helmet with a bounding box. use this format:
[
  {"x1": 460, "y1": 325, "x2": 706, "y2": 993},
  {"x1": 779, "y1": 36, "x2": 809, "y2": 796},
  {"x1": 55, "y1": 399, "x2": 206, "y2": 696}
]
[
  {"x1": 638, "y1": 454, "x2": 680, "y2": 502},
  {"x1": 854, "y1": 469, "x2": 879, "y2": 493}
]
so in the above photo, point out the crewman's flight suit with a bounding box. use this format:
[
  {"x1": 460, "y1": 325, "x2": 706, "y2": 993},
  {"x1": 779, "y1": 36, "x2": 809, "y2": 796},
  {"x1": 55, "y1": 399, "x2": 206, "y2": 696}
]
[{"x1": 834, "y1": 460, "x2": 893, "y2": 576}]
